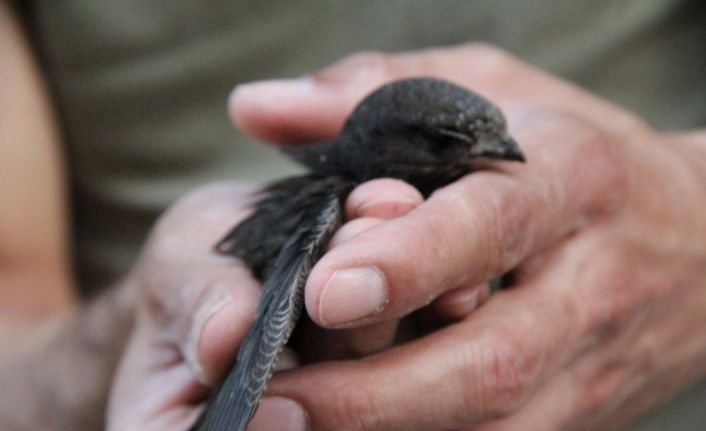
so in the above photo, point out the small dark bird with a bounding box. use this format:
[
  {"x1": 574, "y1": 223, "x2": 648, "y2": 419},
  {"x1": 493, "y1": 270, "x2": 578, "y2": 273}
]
[{"x1": 190, "y1": 77, "x2": 524, "y2": 431}]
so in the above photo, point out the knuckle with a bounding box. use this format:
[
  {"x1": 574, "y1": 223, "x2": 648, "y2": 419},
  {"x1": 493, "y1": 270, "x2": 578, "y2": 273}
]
[
  {"x1": 584, "y1": 285, "x2": 652, "y2": 338},
  {"x1": 577, "y1": 248, "x2": 653, "y2": 338},
  {"x1": 327, "y1": 380, "x2": 384, "y2": 430},
  {"x1": 585, "y1": 293, "x2": 627, "y2": 335},
  {"x1": 482, "y1": 342, "x2": 528, "y2": 416},
  {"x1": 574, "y1": 129, "x2": 628, "y2": 206},
  {"x1": 545, "y1": 113, "x2": 629, "y2": 218},
  {"x1": 573, "y1": 363, "x2": 631, "y2": 419},
  {"x1": 516, "y1": 109, "x2": 630, "y2": 225},
  {"x1": 459, "y1": 330, "x2": 530, "y2": 419},
  {"x1": 579, "y1": 280, "x2": 625, "y2": 337}
]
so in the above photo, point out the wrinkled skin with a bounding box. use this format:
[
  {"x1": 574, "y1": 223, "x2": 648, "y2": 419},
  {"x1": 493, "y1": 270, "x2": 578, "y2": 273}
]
[{"x1": 108, "y1": 44, "x2": 706, "y2": 431}]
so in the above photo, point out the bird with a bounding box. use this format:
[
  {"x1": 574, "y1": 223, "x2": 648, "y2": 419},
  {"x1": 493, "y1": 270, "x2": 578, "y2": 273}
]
[{"x1": 189, "y1": 77, "x2": 525, "y2": 431}]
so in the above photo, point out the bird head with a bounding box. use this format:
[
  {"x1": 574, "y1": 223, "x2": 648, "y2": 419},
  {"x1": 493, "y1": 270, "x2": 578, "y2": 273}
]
[{"x1": 341, "y1": 78, "x2": 524, "y2": 174}]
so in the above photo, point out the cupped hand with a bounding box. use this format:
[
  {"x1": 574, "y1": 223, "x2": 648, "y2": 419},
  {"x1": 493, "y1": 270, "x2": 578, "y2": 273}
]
[
  {"x1": 106, "y1": 183, "x2": 261, "y2": 430},
  {"x1": 229, "y1": 44, "x2": 706, "y2": 430},
  {"x1": 105, "y1": 180, "x2": 423, "y2": 430}
]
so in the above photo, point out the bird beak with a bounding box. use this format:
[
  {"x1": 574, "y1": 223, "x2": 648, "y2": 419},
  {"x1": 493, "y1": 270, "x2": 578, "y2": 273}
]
[
  {"x1": 475, "y1": 135, "x2": 525, "y2": 162},
  {"x1": 498, "y1": 136, "x2": 525, "y2": 162}
]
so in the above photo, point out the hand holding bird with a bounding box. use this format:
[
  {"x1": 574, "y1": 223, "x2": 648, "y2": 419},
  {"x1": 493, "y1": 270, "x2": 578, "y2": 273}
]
[{"x1": 108, "y1": 45, "x2": 706, "y2": 431}]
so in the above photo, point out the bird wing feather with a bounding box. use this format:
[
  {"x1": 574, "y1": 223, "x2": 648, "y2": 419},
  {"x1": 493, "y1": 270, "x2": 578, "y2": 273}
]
[{"x1": 191, "y1": 178, "x2": 351, "y2": 430}]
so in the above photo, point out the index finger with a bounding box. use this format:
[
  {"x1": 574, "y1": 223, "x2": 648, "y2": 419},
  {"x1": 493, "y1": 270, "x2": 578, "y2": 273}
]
[{"x1": 304, "y1": 110, "x2": 626, "y2": 328}]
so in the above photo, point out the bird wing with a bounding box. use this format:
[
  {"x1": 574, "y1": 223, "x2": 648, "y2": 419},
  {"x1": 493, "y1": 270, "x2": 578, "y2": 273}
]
[
  {"x1": 191, "y1": 177, "x2": 352, "y2": 431},
  {"x1": 216, "y1": 175, "x2": 344, "y2": 279}
]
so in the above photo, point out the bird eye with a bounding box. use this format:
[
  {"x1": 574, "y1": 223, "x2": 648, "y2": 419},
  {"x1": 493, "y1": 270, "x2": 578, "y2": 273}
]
[{"x1": 436, "y1": 127, "x2": 474, "y2": 144}]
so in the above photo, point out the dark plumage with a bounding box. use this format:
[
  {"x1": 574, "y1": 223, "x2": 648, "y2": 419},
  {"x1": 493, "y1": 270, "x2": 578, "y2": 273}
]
[{"x1": 190, "y1": 78, "x2": 524, "y2": 431}]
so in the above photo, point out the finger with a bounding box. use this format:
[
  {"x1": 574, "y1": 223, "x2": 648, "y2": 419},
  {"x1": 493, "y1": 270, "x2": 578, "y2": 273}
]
[
  {"x1": 310, "y1": 179, "x2": 421, "y2": 361},
  {"x1": 313, "y1": 215, "x2": 400, "y2": 359},
  {"x1": 432, "y1": 283, "x2": 491, "y2": 322},
  {"x1": 274, "y1": 347, "x2": 300, "y2": 372},
  {"x1": 478, "y1": 262, "x2": 706, "y2": 431},
  {"x1": 187, "y1": 275, "x2": 260, "y2": 385},
  {"x1": 228, "y1": 53, "x2": 395, "y2": 144},
  {"x1": 295, "y1": 316, "x2": 399, "y2": 363},
  {"x1": 345, "y1": 178, "x2": 423, "y2": 220},
  {"x1": 473, "y1": 339, "x2": 644, "y2": 431},
  {"x1": 229, "y1": 44, "x2": 648, "y2": 145},
  {"x1": 305, "y1": 113, "x2": 626, "y2": 328},
  {"x1": 249, "y1": 397, "x2": 309, "y2": 431},
  {"x1": 269, "y1": 273, "x2": 583, "y2": 431},
  {"x1": 313, "y1": 190, "x2": 419, "y2": 359}
]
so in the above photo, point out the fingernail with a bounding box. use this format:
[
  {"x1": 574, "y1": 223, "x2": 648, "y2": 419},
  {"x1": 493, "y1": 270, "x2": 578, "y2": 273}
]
[
  {"x1": 230, "y1": 77, "x2": 316, "y2": 107},
  {"x1": 186, "y1": 285, "x2": 232, "y2": 382},
  {"x1": 318, "y1": 267, "x2": 388, "y2": 327},
  {"x1": 249, "y1": 397, "x2": 309, "y2": 431}
]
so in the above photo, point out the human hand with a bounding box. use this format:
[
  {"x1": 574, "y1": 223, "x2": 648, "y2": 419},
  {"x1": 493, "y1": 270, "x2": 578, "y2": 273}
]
[
  {"x1": 228, "y1": 44, "x2": 706, "y2": 430},
  {"x1": 105, "y1": 183, "x2": 261, "y2": 430},
  {"x1": 105, "y1": 179, "x2": 423, "y2": 430}
]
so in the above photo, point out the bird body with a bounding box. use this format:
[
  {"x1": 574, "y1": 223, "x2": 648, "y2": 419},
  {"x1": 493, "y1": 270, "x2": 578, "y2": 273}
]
[{"x1": 190, "y1": 78, "x2": 524, "y2": 430}]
